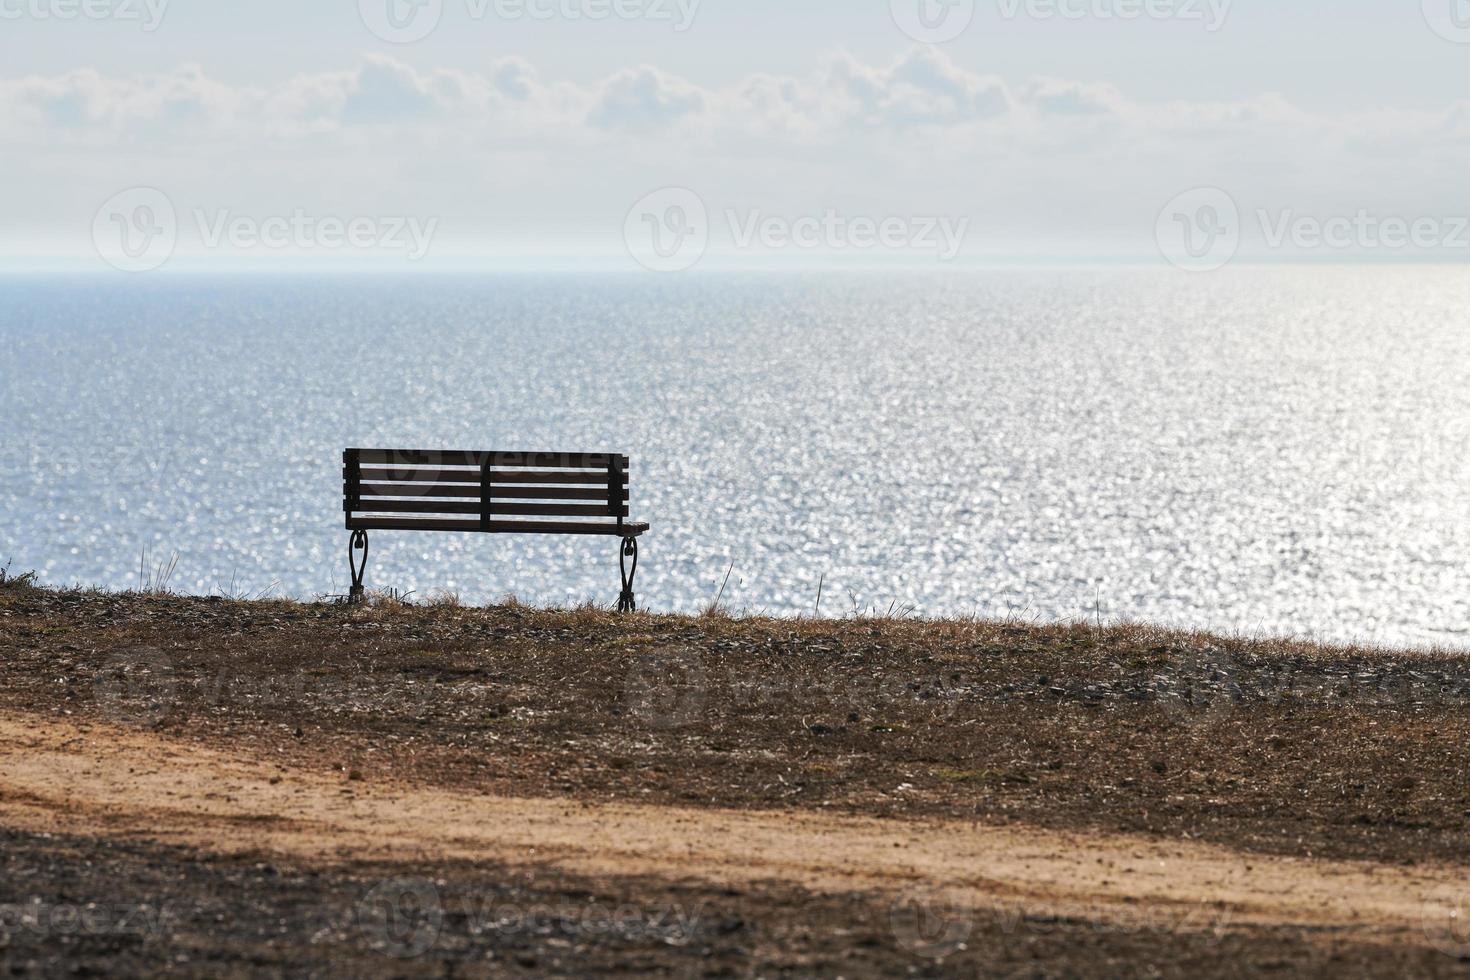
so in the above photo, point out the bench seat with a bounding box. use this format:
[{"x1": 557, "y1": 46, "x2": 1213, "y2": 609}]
[{"x1": 347, "y1": 518, "x2": 649, "y2": 536}]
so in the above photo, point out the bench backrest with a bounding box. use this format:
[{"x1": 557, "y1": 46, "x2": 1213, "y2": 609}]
[{"x1": 343, "y1": 449, "x2": 631, "y2": 536}]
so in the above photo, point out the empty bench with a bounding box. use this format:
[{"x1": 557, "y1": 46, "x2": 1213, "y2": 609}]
[{"x1": 342, "y1": 449, "x2": 649, "y2": 611}]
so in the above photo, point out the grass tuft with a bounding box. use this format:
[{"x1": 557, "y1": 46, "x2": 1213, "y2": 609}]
[
  {"x1": 0, "y1": 560, "x2": 37, "y2": 591},
  {"x1": 136, "y1": 546, "x2": 180, "y2": 595}
]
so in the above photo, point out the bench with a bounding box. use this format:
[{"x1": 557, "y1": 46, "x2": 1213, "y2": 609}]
[{"x1": 342, "y1": 449, "x2": 649, "y2": 611}]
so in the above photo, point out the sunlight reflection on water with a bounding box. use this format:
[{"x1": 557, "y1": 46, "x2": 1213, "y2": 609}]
[{"x1": 2, "y1": 268, "x2": 1469, "y2": 649}]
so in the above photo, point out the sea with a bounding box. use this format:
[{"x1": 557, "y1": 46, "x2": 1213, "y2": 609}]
[{"x1": 3, "y1": 266, "x2": 1469, "y2": 649}]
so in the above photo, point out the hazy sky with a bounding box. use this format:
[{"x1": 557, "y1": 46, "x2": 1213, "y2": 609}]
[{"x1": 5, "y1": 0, "x2": 1470, "y2": 267}]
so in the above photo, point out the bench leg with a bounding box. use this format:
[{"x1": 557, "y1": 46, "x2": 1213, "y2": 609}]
[
  {"x1": 617, "y1": 536, "x2": 639, "y2": 614},
  {"x1": 348, "y1": 530, "x2": 369, "y2": 605}
]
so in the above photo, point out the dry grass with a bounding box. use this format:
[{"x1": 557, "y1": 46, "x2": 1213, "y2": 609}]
[
  {"x1": 135, "y1": 546, "x2": 180, "y2": 595},
  {"x1": 0, "y1": 560, "x2": 37, "y2": 591},
  {"x1": 3, "y1": 583, "x2": 1469, "y2": 870},
  {"x1": 3, "y1": 582, "x2": 1467, "y2": 978}
]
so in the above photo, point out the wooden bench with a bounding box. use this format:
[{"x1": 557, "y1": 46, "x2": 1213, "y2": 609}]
[{"x1": 342, "y1": 449, "x2": 649, "y2": 611}]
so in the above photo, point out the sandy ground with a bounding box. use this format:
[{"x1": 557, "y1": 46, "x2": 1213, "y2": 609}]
[
  {"x1": 2, "y1": 710, "x2": 1463, "y2": 952},
  {"x1": 7, "y1": 590, "x2": 1470, "y2": 975}
]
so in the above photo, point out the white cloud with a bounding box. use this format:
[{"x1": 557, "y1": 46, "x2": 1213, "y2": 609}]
[
  {"x1": 1, "y1": 64, "x2": 245, "y2": 138},
  {"x1": 1019, "y1": 78, "x2": 1121, "y2": 117},
  {"x1": 4, "y1": 47, "x2": 1470, "y2": 260},
  {"x1": 0, "y1": 47, "x2": 1349, "y2": 143},
  {"x1": 340, "y1": 57, "x2": 439, "y2": 124},
  {"x1": 587, "y1": 66, "x2": 705, "y2": 131}
]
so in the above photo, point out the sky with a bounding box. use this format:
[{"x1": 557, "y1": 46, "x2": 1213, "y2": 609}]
[{"x1": 3, "y1": 0, "x2": 1470, "y2": 269}]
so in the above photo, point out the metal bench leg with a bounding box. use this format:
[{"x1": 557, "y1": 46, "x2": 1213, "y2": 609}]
[
  {"x1": 348, "y1": 530, "x2": 369, "y2": 604},
  {"x1": 617, "y1": 536, "x2": 639, "y2": 614}
]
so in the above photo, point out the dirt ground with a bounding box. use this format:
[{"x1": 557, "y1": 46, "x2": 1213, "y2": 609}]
[{"x1": 3, "y1": 586, "x2": 1470, "y2": 976}]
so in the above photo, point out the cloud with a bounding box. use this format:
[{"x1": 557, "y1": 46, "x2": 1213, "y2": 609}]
[
  {"x1": 5, "y1": 46, "x2": 1468, "y2": 154},
  {"x1": 0, "y1": 64, "x2": 242, "y2": 138},
  {"x1": 340, "y1": 56, "x2": 439, "y2": 124},
  {"x1": 876, "y1": 48, "x2": 1010, "y2": 125},
  {"x1": 1020, "y1": 78, "x2": 1121, "y2": 116},
  {"x1": 587, "y1": 66, "x2": 705, "y2": 131},
  {"x1": 491, "y1": 58, "x2": 538, "y2": 102},
  {"x1": 5, "y1": 47, "x2": 1470, "y2": 260},
  {"x1": 0, "y1": 47, "x2": 1170, "y2": 143}
]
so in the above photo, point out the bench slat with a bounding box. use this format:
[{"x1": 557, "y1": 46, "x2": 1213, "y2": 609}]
[
  {"x1": 353, "y1": 500, "x2": 626, "y2": 518},
  {"x1": 348, "y1": 517, "x2": 648, "y2": 537},
  {"x1": 356, "y1": 484, "x2": 626, "y2": 502},
  {"x1": 351, "y1": 468, "x2": 628, "y2": 486},
  {"x1": 352, "y1": 450, "x2": 627, "y2": 469}
]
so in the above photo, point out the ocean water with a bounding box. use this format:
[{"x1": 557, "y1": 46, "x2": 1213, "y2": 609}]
[{"x1": 2, "y1": 267, "x2": 1469, "y2": 649}]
